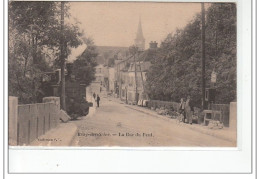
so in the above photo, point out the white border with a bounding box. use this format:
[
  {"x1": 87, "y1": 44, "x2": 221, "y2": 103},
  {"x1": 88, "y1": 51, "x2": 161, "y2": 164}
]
[{"x1": 3, "y1": 0, "x2": 255, "y2": 177}]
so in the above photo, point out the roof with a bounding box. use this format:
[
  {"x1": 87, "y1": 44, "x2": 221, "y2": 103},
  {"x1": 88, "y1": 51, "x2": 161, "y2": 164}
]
[
  {"x1": 128, "y1": 61, "x2": 151, "y2": 72},
  {"x1": 115, "y1": 54, "x2": 134, "y2": 65},
  {"x1": 126, "y1": 48, "x2": 163, "y2": 62},
  {"x1": 115, "y1": 48, "x2": 164, "y2": 72},
  {"x1": 96, "y1": 46, "x2": 128, "y2": 52}
]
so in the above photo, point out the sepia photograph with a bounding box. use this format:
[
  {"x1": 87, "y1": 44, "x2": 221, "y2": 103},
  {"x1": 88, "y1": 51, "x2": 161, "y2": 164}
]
[{"x1": 8, "y1": 1, "x2": 237, "y2": 148}]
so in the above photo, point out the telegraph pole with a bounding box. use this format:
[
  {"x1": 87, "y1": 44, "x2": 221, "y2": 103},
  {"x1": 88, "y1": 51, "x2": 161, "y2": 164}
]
[
  {"x1": 60, "y1": 2, "x2": 66, "y2": 110},
  {"x1": 201, "y1": 2, "x2": 206, "y2": 110},
  {"x1": 138, "y1": 53, "x2": 145, "y2": 99},
  {"x1": 134, "y1": 52, "x2": 138, "y2": 104},
  {"x1": 129, "y1": 45, "x2": 139, "y2": 104}
]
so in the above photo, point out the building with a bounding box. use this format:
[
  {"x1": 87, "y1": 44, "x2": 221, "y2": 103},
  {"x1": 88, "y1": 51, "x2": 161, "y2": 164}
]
[
  {"x1": 102, "y1": 18, "x2": 161, "y2": 103},
  {"x1": 108, "y1": 67, "x2": 115, "y2": 93},
  {"x1": 114, "y1": 56, "x2": 132, "y2": 97},
  {"x1": 124, "y1": 61, "x2": 151, "y2": 104},
  {"x1": 95, "y1": 64, "x2": 105, "y2": 84},
  {"x1": 103, "y1": 66, "x2": 109, "y2": 91},
  {"x1": 116, "y1": 41, "x2": 160, "y2": 103}
]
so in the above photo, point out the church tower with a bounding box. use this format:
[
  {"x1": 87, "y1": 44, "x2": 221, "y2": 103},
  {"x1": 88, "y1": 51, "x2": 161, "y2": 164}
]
[{"x1": 134, "y1": 18, "x2": 145, "y2": 51}]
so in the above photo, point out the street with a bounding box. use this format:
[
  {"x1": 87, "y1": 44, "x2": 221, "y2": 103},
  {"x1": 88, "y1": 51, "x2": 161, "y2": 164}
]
[{"x1": 71, "y1": 92, "x2": 235, "y2": 147}]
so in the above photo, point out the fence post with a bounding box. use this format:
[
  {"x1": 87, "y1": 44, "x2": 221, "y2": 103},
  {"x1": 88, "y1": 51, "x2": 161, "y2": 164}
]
[{"x1": 9, "y1": 96, "x2": 18, "y2": 146}]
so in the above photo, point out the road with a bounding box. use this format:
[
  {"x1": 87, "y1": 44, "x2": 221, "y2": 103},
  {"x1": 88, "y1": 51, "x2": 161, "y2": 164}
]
[{"x1": 71, "y1": 95, "x2": 235, "y2": 147}]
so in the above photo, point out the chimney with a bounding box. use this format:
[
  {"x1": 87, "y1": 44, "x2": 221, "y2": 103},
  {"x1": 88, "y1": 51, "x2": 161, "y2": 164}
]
[{"x1": 149, "y1": 41, "x2": 158, "y2": 49}]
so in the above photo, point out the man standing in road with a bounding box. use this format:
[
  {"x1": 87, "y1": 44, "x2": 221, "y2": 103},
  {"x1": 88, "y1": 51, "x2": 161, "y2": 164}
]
[
  {"x1": 96, "y1": 95, "x2": 100, "y2": 107},
  {"x1": 179, "y1": 98, "x2": 186, "y2": 122}
]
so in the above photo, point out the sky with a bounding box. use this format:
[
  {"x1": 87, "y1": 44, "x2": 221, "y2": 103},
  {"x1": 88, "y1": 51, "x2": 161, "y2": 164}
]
[{"x1": 67, "y1": 2, "x2": 208, "y2": 61}]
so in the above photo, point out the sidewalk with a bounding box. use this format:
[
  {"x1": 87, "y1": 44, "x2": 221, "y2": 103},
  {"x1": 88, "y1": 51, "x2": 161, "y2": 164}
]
[
  {"x1": 110, "y1": 97, "x2": 237, "y2": 144},
  {"x1": 30, "y1": 121, "x2": 78, "y2": 146},
  {"x1": 30, "y1": 85, "x2": 99, "y2": 147}
]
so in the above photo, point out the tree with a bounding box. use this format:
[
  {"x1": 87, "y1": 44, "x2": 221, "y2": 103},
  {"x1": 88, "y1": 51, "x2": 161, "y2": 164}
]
[
  {"x1": 145, "y1": 3, "x2": 236, "y2": 105},
  {"x1": 9, "y1": 1, "x2": 83, "y2": 104},
  {"x1": 9, "y1": 2, "x2": 60, "y2": 64},
  {"x1": 72, "y1": 38, "x2": 98, "y2": 86},
  {"x1": 129, "y1": 45, "x2": 139, "y2": 56}
]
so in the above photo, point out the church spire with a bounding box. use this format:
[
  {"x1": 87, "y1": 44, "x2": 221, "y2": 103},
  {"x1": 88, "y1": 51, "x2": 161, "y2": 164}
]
[{"x1": 135, "y1": 17, "x2": 145, "y2": 50}]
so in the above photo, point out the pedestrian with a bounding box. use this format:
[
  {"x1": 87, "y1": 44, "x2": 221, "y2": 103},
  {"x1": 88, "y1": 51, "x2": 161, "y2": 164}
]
[
  {"x1": 179, "y1": 98, "x2": 186, "y2": 122},
  {"x1": 185, "y1": 95, "x2": 194, "y2": 125},
  {"x1": 93, "y1": 92, "x2": 96, "y2": 100},
  {"x1": 96, "y1": 95, "x2": 100, "y2": 107}
]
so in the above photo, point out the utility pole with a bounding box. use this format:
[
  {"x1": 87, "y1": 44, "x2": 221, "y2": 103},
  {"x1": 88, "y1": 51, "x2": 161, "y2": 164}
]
[
  {"x1": 134, "y1": 52, "x2": 138, "y2": 104},
  {"x1": 138, "y1": 53, "x2": 145, "y2": 99},
  {"x1": 60, "y1": 2, "x2": 66, "y2": 110},
  {"x1": 201, "y1": 2, "x2": 206, "y2": 110}
]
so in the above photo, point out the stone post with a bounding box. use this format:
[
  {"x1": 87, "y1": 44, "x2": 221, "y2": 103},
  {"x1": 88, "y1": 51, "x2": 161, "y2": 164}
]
[
  {"x1": 9, "y1": 96, "x2": 18, "y2": 146},
  {"x1": 43, "y1": 97, "x2": 60, "y2": 109},
  {"x1": 229, "y1": 102, "x2": 237, "y2": 131}
]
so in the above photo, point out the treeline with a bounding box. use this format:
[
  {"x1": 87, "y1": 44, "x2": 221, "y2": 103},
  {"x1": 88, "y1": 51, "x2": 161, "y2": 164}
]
[
  {"x1": 8, "y1": 2, "x2": 97, "y2": 104},
  {"x1": 145, "y1": 3, "x2": 236, "y2": 106}
]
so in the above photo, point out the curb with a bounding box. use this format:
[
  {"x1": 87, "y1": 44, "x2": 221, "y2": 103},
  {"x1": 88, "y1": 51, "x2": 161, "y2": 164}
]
[{"x1": 126, "y1": 105, "x2": 236, "y2": 144}]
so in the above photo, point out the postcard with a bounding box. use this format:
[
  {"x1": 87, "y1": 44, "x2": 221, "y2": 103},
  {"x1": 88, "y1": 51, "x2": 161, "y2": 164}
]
[{"x1": 6, "y1": 0, "x2": 253, "y2": 175}]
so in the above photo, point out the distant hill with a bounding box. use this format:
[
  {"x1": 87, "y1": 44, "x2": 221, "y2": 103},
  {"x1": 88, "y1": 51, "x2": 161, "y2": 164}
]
[{"x1": 95, "y1": 46, "x2": 129, "y2": 65}]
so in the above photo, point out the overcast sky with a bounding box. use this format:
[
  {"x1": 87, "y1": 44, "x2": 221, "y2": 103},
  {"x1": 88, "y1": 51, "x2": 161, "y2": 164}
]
[{"x1": 67, "y1": 2, "x2": 209, "y2": 61}]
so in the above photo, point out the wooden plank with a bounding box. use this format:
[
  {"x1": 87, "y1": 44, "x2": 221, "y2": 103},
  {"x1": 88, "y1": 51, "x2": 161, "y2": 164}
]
[
  {"x1": 53, "y1": 103, "x2": 60, "y2": 127},
  {"x1": 36, "y1": 104, "x2": 45, "y2": 137},
  {"x1": 43, "y1": 103, "x2": 50, "y2": 133},
  {"x1": 46, "y1": 103, "x2": 51, "y2": 131},
  {"x1": 29, "y1": 105, "x2": 37, "y2": 143},
  {"x1": 50, "y1": 103, "x2": 55, "y2": 129},
  {"x1": 50, "y1": 103, "x2": 59, "y2": 129},
  {"x1": 18, "y1": 105, "x2": 30, "y2": 145}
]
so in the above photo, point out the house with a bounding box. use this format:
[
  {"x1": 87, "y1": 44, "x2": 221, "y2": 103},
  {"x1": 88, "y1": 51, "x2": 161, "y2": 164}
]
[
  {"x1": 95, "y1": 64, "x2": 104, "y2": 84},
  {"x1": 124, "y1": 61, "x2": 151, "y2": 104},
  {"x1": 108, "y1": 67, "x2": 115, "y2": 93},
  {"x1": 117, "y1": 41, "x2": 160, "y2": 104}
]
